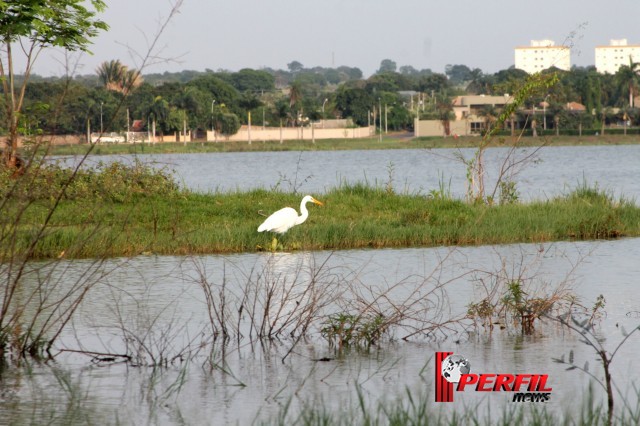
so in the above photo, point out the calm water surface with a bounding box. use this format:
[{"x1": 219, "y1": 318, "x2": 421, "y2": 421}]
[
  {"x1": 71, "y1": 144, "x2": 640, "y2": 200},
  {"x1": 4, "y1": 145, "x2": 639, "y2": 424},
  {"x1": 2, "y1": 239, "x2": 639, "y2": 424}
]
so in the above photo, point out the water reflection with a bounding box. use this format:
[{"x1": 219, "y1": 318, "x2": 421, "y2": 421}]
[{"x1": 2, "y1": 238, "x2": 639, "y2": 424}]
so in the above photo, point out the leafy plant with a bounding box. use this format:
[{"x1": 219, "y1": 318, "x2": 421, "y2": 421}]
[
  {"x1": 321, "y1": 312, "x2": 387, "y2": 349},
  {"x1": 498, "y1": 180, "x2": 519, "y2": 204},
  {"x1": 467, "y1": 249, "x2": 586, "y2": 334},
  {"x1": 0, "y1": 159, "x2": 180, "y2": 203}
]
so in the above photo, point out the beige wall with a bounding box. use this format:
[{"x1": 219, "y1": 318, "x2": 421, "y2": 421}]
[
  {"x1": 208, "y1": 125, "x2": 374, "y2": 142},
  {"x1": 3, "y1": 135, "x2": 83, "y2": 147},
  {"x1": 414, "y1": 119, "x2": 470, "y2": 137},
  {"x1": 5, "y1": 125, "x2": 374, "y2": 147},
  {"x1": 89, "y1": 132, "x2": 190, "y2": 144}
]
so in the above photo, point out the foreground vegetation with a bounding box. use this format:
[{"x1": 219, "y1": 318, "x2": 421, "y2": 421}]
[
  {"x1": 264, "y1": 384, "x2": 640, "y2": 426},
  {"x1": 4, "y1": 161, "x2": 639, "y2": 259}
]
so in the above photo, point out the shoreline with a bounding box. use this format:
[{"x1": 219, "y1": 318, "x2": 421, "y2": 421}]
[{"x1": 40, "y1": 134, "x2": 640, "y2": 156}]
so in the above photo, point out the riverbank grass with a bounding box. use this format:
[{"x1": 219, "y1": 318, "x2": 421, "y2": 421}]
[{"x1": 13, "y1": 181, "x2": 640, "y2": 259}]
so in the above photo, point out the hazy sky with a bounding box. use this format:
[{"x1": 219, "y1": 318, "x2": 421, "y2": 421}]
[{"x1": 28, "y1": 0, "x2": 640, "y2": 77}]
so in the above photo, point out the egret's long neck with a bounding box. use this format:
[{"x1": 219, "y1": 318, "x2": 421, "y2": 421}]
[{"x1": 295, "y1": 199, "x2": 310, "y2": 225}]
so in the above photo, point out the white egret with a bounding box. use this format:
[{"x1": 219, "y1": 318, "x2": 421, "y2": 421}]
[{"x1": 258, "y1": 195, "x2": 324, "y2": 234}]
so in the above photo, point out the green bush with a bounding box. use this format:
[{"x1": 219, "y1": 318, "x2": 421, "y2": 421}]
[{"x1": 0, "y1": 159, "x2": 181, "y2": 203}]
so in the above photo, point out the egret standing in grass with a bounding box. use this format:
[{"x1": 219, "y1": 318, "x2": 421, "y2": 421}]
[{"x1": 258, "y1": 195, "x2": 324, "y2": 250}]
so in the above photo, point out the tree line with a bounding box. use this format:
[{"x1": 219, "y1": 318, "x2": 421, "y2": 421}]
[
  {"x1": 4, "y1": 58, "x2": 640, "y2": 142},
  {"x1": 3, "y1": 1, "x2": 640, "y2": 171}
]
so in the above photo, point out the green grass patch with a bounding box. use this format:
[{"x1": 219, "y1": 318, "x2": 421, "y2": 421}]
[
  {"x1": 6, "y1": 179, "x2": 640, "y2": 259},
  {"x1": 3, "y1": 161, "x2": 639, "y2": 259}
]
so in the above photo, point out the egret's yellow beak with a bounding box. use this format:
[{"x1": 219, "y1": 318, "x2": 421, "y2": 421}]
[{"x1": 312, "y1": 197, "x2": 324, "y2": 206}]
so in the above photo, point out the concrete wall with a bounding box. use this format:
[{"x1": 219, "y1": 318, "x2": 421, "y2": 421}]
[
  {"x1": 89, "y1": 132, "x2": 190, "y2": 144},
  {"x1": 3, "y1": 135, "x2": 84, "y2": 147},
  {"x1": 414, "y1": 119, "x2": 470, "y2": 137},
  {"x1": 207, "y1": 125, "x2": 374, "y2": 142},
  {"x1": 5, "y1": 125, "x2": 373, "y2": 147}
]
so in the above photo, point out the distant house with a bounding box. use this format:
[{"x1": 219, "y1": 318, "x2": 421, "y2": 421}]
[
  {"x1": 131, "y1": 120, "x2": 145, "y2": 132},
  {"x1": 414, "y1": 95, "x2": 513, "y2": 137},
  {"x1": 565, "y1": 102, "x2": 586, "y2": 112},
  {"x1": 415, "y1": 95, "x2": 588, "y2": 137},
  {"x1": 452, "y1": 95, "x2": 514, "y2": 134}
]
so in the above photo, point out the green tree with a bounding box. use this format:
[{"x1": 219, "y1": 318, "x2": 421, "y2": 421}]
[
  {"x1": 445, "y1": 64, "x2": 472, "y2": 86},
  {"x1": 416, "y1": 73, "x2": 449, "y2": 94},
  {"x1": 230, "y1": 68, "x2": 275, "y2": 93},
  {"x1": 336, "y1": 66, "x2": 363, "y2": 80},
  {"x1": 491, "y1": 68, "x2": 529, "y2": 96},
  {"x1": 218, "y1": 112, "x2": 240, "y2": 136},
  {"x1": 0, "y1": 0, "x2": 108, "y2": 167},
  {"x1": 288, "y1": 81, "x2": 303, "y2": 124},
  {"x1": 615, "y1": 60, "x2": 640, "y2": 108},
  {"x1": 399, "y1": 65, "x2": 419, "y2": 76},
  {"x1": 187, "y1": 74, "x2": 240, "y2": 115},
  {"x1": 477, "y1": 105, "x2": 499, "y2": 134},
  {"x1": 377, "y1": 59, "x2": 397, "y2": 74},
  {"x1": 287, "y1": 60, "x2": 304, "y2": 73},
  {"x1": 465, "y1": 68, "x2": 487, "y2": 94},
  {"x1": 335, "y1": 86, "x2": 374, "y2": 127}
]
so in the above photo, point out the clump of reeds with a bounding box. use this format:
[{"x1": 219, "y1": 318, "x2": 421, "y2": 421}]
[{"x1": 466, "y1": 245, "x2": 588, "y2": 334}]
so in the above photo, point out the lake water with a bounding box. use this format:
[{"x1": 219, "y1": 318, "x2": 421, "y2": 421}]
[
  {"x1": 70, "y1": 144, "x2": 640, "y2": 201},
  {"x1": 2, "y1": 145, "x2": 640, "y2": 424}
]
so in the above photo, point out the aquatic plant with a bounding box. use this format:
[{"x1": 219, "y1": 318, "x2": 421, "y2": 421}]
[{"x1": 466, "y1": 245, "x2": 587, "y2": 334}]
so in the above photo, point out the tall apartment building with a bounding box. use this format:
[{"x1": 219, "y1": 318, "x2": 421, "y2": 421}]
[
  {"x1": 514, "y1": 40, "x2": 571, "y2": 74},
  {"x1": 595, "y1": 39, "x2": 640, "y2": 74}
]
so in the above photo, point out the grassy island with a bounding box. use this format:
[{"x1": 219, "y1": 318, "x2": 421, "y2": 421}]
[{"x1": 4, "y1": 159, "x2": 639, "y2": 259}]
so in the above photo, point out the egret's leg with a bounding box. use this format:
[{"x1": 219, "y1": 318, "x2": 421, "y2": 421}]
[{"x1": 270, "y1": 237, "x2": 278, "y2": 252}]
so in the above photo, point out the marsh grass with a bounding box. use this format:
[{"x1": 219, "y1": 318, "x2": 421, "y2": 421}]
[
  {"x1": 265, "y1": 382, "x2": 639, "y2": 426},
  {"x1": 7, "y1": 178, "x2": 640, "y2": 259}
]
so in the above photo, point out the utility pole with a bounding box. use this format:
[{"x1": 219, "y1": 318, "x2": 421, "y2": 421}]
[{"x1": 385, "y1": 104, "x2": 388, "y2": 134}]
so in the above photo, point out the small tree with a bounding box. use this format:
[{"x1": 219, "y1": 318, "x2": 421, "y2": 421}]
[
  {"x1": 0, "y1": 0, "x2": 108, "y2": 168},
  {"x1": 377, "y1": 59, "x2": 397, "y2": 74},
  {"x1": 218, "y1": 113, "x2": 240, "y2": 136}
]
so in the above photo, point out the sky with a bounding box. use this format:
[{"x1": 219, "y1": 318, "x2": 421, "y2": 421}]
[{"x1": 25, "y1": 0, "x2": 640, "y2": 78}]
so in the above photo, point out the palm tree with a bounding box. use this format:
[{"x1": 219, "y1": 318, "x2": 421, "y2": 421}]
[
  {"x1": 121, "y1": 69, "x2": 143, "y2": 94},
  {"x1": 97, "y1": 60, "x2": 127, "y2": 91},
  {"x1": 466, "y1": 68, "x2": 486, "y2": 94},
  {"x1": 145, "y1": 96, "x2": 169, "y2": 137},
  {"x1": 615, "y1": 58, "x2": 640, "y2": 108},
  {"x1": 288, "y1": 81, "x2": 303, "y2": 126},
  {"x1": 477, "y1": 105, "x2": 498, "y2": 134},
  {"x1": 96, "y1": 60, "x2": 143, "y2": 94}
]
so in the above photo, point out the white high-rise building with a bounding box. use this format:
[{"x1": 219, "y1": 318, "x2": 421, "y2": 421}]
[
  {"x1": 595, "y1": 39, "x2": 640, "y2": 74},
  {"x1": 514, "y1": 40, "x2": 571, "y2": 74}
]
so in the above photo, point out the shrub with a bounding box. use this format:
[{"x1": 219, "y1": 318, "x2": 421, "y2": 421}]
[{"x1": 0, "y1": 159, "x2": 181, "y2": 203}]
